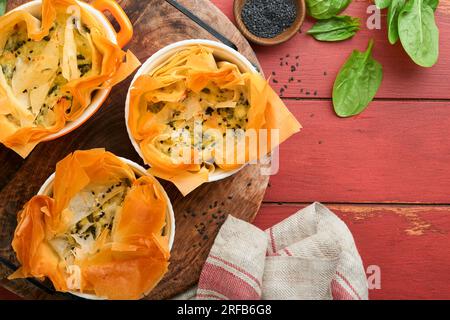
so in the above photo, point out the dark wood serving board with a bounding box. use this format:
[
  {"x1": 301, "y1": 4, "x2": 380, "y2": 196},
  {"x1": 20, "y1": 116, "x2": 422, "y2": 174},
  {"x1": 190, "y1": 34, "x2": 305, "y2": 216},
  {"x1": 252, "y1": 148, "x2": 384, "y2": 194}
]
[{"x1": 0, "y1": 0, "x2": 268, "y2": 300}]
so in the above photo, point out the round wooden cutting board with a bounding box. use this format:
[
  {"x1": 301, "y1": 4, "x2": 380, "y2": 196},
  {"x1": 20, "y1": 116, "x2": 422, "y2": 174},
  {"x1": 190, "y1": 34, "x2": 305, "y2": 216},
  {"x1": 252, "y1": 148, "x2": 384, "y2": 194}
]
[{"x1": 0, "y1": 0, "x2": 269, "y2": 299}]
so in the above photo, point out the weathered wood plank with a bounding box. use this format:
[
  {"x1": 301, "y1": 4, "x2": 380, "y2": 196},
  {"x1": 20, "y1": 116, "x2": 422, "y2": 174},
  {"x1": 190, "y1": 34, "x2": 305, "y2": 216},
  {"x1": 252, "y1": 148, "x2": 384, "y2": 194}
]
[
  {"x1": 212, "y1": 0, "x2": 450, "y2": 99},
  {"x1": 255, "y1": 203, "x2": 450, "y2": 300},
  {"x1": 264, "y1": 100, "x2": 450, "y2": 203}
]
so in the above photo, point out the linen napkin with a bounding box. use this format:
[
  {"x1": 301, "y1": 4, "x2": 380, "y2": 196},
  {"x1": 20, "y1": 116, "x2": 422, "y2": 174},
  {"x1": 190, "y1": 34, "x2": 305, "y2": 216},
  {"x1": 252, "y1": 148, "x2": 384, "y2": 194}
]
[{"x1": 193, "y1": 202, "x2": 368, "y2": 300}]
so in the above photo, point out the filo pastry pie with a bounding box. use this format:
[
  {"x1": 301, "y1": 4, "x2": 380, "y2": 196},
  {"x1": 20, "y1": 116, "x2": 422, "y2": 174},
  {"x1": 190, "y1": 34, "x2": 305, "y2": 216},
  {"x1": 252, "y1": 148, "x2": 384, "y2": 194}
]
[
  {"x1": 128, "y1": 45, "x2": 301, "y2": 195},
  {"x1": 9, "y1": 149, "x2": 170, "y2": 300},
  {"x1": 0, "y1": 0, "x2": 140, "y2": 158}
]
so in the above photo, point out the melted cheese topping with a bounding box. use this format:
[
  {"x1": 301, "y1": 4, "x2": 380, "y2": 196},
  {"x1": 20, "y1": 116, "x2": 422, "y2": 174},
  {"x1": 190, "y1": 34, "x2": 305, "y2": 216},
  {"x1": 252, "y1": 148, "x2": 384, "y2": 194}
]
[
  {"x1": 49, "y1": 179, "x2": 130, "y2": 280},
  {"x1": 149, "y1": 84, "x2": 250, "y2": 160},
  {"x1": 0, "y1": 12, "x2": 96, "y2": 128}
]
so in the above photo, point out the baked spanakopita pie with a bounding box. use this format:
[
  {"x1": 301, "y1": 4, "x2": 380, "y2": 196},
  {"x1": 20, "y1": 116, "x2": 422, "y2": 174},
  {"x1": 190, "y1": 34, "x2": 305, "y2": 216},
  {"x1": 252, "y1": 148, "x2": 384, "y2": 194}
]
[
  {"x1": 0, "y1": 0, "x2": 140, "y2": 157},
  {"x1": 9, "y1": 149, "x2": 171, "y2": 300},
  {"x1": 128, "y1": 45, "x2": 301, "y2": 195}
]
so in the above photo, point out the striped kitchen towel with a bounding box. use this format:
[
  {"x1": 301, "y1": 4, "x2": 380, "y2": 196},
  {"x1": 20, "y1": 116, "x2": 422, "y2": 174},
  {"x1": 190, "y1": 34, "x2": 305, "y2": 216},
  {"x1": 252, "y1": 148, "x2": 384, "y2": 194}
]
[{"x1": 195, "y1": 202, "x2": 368, "y2": 300}]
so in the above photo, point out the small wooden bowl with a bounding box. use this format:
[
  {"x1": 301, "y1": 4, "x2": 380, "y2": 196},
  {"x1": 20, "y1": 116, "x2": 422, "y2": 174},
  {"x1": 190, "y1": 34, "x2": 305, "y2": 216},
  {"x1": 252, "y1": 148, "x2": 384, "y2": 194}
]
[{"x1": 233, "y1": 0, "x2": 306, "y2": 46}]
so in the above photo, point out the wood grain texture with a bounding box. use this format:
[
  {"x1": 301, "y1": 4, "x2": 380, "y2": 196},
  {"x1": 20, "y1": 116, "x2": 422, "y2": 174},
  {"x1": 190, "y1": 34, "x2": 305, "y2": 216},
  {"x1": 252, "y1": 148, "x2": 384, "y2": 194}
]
[
  {"x1": 0, "y1": 0, "x2": 268, "y2": 300},
  {"x1": 255, "y1": 203, "x2": 450, "y2": 300},
  {"x1": 213, "y1": 0, "x2": 450, "y2": 99},
  {"x1": 264, "y1": 100, "x2": 450, "y2": 204}
]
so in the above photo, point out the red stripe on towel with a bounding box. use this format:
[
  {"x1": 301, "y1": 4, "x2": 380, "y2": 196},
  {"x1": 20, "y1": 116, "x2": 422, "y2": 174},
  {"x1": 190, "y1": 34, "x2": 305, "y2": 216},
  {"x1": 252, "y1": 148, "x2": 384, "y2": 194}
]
[
  {"x1": 269, "y1": 228, "x2": 276, "y2": 254},
  {"x1": 209, "y1": 254, "x2": 262, "y2": 288},
  {"x1": 198, "y1": 262, "x2": 261, "y2": 300},
  {"x1": 331, "y1": 279, "x2": 354, "y2": 300},
  {"x1": 336, "y1": 271, "x2": 362, "y2": 300}
]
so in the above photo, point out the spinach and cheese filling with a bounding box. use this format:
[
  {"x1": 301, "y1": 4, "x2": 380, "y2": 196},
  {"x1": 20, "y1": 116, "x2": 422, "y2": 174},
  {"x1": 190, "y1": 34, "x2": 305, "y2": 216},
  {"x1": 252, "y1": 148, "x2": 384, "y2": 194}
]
[
  {"x1": 50, "y1": 179, "x2": 131, "y2": 267},
  {"x1": 0, "y1": 12, "x2": 97, "y2": 128},
  {"x1": 148, "y1": 85, "x2": 250, "y2": 159}
]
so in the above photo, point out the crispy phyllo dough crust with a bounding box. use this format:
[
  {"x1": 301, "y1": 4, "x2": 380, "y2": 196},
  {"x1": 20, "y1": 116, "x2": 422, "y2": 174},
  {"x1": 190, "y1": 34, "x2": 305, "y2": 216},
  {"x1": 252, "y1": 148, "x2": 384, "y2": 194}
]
[
  {"x1": 0, "y1": 0, "x2": 140, "y2": 158},
  {"x1": 9, "y1": 149, "x2": 170, "y2": 300},
  {"x1": 128, "y1": 46, "x2": 301, "y2": 195}
]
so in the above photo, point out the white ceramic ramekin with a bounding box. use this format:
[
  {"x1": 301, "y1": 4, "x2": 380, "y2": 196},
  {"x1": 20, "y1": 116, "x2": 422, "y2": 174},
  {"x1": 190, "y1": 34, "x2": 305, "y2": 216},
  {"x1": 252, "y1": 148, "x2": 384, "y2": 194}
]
[
  {"x1": 125, "y1": 39, "x2": 259, "y2": 182},
  {"x1": 38, "y1": 157, "x2": 175, "y2": 300},
  {"x1": 10, "y1": 0, "x2": 130, "y2": 142}
]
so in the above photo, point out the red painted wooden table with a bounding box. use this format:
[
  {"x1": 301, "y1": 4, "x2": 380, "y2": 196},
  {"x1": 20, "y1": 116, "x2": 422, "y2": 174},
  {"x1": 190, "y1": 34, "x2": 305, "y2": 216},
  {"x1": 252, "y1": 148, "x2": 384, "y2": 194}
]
[
  {"x1": 1, "y1": 0, "x2": 450, "y2": 300},
  {"x1": 213, "y1": 0, "x2": 450, "y2": 300}
]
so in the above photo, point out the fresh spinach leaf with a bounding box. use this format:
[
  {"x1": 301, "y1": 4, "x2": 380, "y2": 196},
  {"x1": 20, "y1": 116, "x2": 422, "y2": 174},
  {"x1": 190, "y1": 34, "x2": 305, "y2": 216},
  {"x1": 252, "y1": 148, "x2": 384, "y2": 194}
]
[
  {"x1": 387, "y1": 0, "x2": 405, "y2": 44},
  {"x1": 398, "y1": 0, "x2": 439, "y2": 67},
  {"x1": 332, "y1": 39, "x2": 383, "y2": 117},
  {"x1": 306, "y1": 0, "x2": 352, "y2": 20},
  {"x1": 0, "y1": 0, "x2": 7, "y2": 16},
  {"x1": 307, "y1": 15, "x2": 360, "y2": 41},
  {"x1": 424, "y1": 0, "x2": 438, "y2": 11},
  {"x1": 375, "y1": 0, "x2": 392, "y2": 9}
]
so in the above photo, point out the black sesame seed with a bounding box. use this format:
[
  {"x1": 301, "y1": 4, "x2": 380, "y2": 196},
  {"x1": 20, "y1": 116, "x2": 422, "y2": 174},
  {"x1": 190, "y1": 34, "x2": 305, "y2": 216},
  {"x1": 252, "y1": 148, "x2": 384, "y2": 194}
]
[
  {"x1": 241, "y1": 0, "x2": 297, "y2": 39},
  {"x1": 205, "y1": 106, "x2": 214, "y2": 116}
]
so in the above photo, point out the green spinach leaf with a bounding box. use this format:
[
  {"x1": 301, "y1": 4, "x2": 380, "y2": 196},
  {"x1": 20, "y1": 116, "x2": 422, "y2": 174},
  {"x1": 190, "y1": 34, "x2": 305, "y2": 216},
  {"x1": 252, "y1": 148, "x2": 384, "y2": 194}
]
[
  {"x1": 398, "y1": 0, "x2": 439, "y2": 67},
  {"x1": 424, "y1": 0, "x2": 438, "y2": 11},
  {"x1": 0, "y1": 0, "x2": 7, "y2": 16},
  {"x1": 306, "y1": 0, "x2": 352, "y2": 20},
  {"x1": 375, "y1": 0, "x2": 392, "y2": 9},
  {"x1": 332, "y1": 39, "x2": 383, "y2": 117},
  {"x1": 386, "y1": 0, "x2": 405, "y2": 44},
  {"x1": 307, "y1": 16, "x2": 360, "y2": 41}
]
